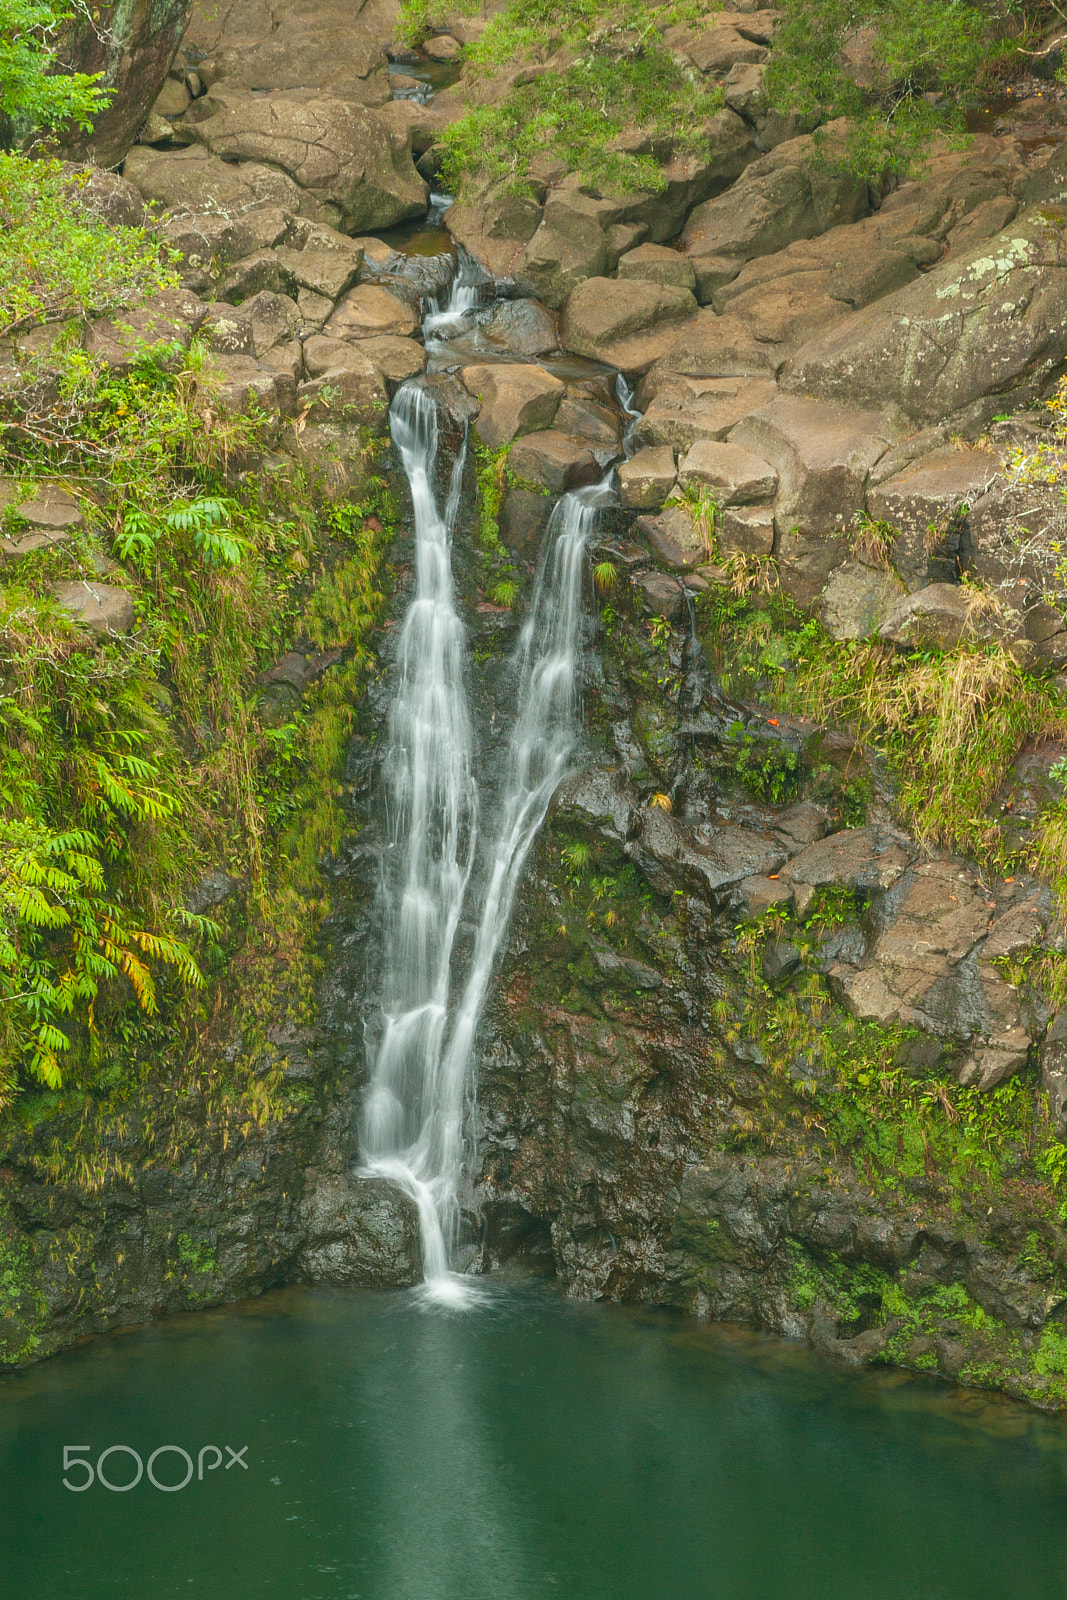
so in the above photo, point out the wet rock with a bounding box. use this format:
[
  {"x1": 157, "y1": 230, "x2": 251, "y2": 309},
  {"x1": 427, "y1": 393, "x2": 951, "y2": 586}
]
[
  {"x1": 1041, "y1": 1012, "x2": 1067, "y2": 1137},
  {"x1": 632, "y1": 570, "x2": 686, "y2": 620},
  {"x1": 590, "y1": 942, "x2": 663, "y2": 991},
  {"x1": 817, "y1": 560, "x2": 907, "y2": 642},
  {"x1": 298, "y1": 1173, "x2": 421, "y2": 1288},
  {"x1": 677, "y1": 439, "x2": 777, "y2": 504},
  {"x1": 617, "y1": 447, "x2": 678, "y2": 511},
  {"x1": 53, "y1": 580, "x2": 135, "y2": 636},
  {"x1": 737, "y1": 875, "x2": 795, "y2": 919},
  {"x1": 782, "y1": 825, "x2": 915, "y2": 892},
  {"x1": 482, "y1": 298, "x2": 559, "y2": 357},
  {"x1": 501, "y1": 487, "x2": 552, "y2": 554},
  {"x1": 877, "y1": 584, "x2": 991, "y2": 652},
  {"x1": 460, "y1": 363, "x2": 565, "y2": 450},
  {"x1": 632, "y1": 810, "x2": 787, "y2": 903},
  {"x1": 762, "y1": 940, "x2": 801, "y2": 983}
]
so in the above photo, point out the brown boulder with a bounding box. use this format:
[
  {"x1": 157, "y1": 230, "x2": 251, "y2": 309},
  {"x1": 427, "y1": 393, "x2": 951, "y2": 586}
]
[{"x1": 460, "y1": 364, "x2": 565, "y2": 450}]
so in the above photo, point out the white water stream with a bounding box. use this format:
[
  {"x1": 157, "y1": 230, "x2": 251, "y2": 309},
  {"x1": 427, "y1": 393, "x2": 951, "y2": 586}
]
[{"x1": 361, "y1": 264, "x2": 614, "y2": 1303}]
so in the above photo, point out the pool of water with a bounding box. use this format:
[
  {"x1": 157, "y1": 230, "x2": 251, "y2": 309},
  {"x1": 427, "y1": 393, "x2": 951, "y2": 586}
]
[{"x1": 2, "y1": 1281, "x2": 1066, "y2": 1599}]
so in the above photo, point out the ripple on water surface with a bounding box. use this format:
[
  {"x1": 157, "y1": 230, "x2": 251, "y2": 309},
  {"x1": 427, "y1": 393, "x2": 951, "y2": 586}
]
[{"x1": 1, "y1": 1279, "x2": 1066, "y2": 1600}]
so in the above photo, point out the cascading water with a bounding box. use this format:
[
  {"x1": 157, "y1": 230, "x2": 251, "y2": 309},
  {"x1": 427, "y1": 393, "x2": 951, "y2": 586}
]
[
  {"x1": 362, "y1": 259, "x2": 616, "y2": 1303},
  {"x1": 360, "y1": 364, "x2": 480, "y2": 1299}
]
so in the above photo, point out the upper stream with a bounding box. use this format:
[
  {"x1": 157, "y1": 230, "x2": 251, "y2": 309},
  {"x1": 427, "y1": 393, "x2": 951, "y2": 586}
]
[{"x1": 2, "y1": 1280, "x2": 1066, "y2": 1600}]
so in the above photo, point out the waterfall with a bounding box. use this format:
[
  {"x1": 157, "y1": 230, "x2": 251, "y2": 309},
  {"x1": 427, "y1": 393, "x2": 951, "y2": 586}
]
[{"x1": 361, "y1": 261, "x2": 609, "y2": 1304}]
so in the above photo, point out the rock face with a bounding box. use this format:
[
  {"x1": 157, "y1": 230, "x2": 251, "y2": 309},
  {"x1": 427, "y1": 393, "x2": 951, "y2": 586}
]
[
  {"x1": 183, "y1": 86, "x2": 428, "y2": 232},
  {"x1": 784, "y1": 209, "x2": 1067, "y2": 425},
  {"x1": 185, "y1": 0, "x2": 391, "y2": 102},
  {"x1": 57, "y1": 0, "x2": 192, "y2": 166}
]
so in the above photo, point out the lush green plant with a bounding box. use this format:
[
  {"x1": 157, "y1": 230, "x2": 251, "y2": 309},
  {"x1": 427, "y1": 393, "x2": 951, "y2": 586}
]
[
  {"x1": 438, "y1": 0, "x2": 724, "y2": 197},
  {"x1": 0, "y1": 155, "x2": 173, "y2": 336},
  {"x1": 766, "y1": 0, "x2": 1019, "y2": 180},
  {"x1": 0, "y1": 0, "x2": 108, "y2": 138}
]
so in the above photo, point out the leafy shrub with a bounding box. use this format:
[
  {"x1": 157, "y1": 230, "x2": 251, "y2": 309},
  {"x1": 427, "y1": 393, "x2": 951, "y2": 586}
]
[{"x1": 0, "y1": 0, "x2": 108, "y2": 137}]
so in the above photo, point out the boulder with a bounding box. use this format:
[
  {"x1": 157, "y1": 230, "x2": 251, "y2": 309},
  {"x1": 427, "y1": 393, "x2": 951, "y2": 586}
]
[
  {"x1": 482, "y1": 298, "x2": 559, "y2": 357},
  {"x1": 719, "y1": 503, "x2": 775, "y2": 557},
  {"x1": 635, "y1": 505, "x2": 708, "y2": 570},
  {"x1": 631, "y1": 570, "x2": 686, "y2": 621},
  {"x1": 508, "y1": 431, "x2": 600, "y2": 493},
  {"x1": 637, "y1": 310, "x2": 782, "y2": 398},
  {"x1": 677, "y1": 440, "x2": 777, "y2": 505},
  {"x1": 784, "y1": 209, "x2": 1067, "y2": 425},
  {"x1": 781, "y1": 825, "x2": 916, "y2": 892},
  {"x1": 85, "y1": 289, "x2": 208, "y2": 376},
  {"x1": 729, "y1": 395, "x2": 893, "y2": 605},
  {"x1": 877, "y1": 583, "x2": 991, "y2": 651},
  {"x1": 55, "y1": 0, "x2": 191, "y2": 166},
  {"x1": 445, "y1": 184, "x2": 545, "y2": 282},
  {"x1": 560, "y1": 277, "x2": 698, "y2": 371},
  {"x1": 636, "y1": 376, "x2": 779, "y2": 453},
  {"x1": 275, "y1": 243, "x2": 364, "y2": 302},
  {"x1": 297, "y1": 341, "x2": 388, "y2": 428},
  {"x1": 631, "y1": 810, "x2": 787, "y2": 903},
  {"x1": 242, "y1": 290, "x2": 301, "y2": 358},
  {"x1": 0, "y1": 483, "x2": 84, "y2": 561},
  {"x1": 518, "y1": 191, "x2": 614, "y2": 309},
  {"x1": 325, "y1": 284, "x2": 419, "y2": 340},
  {"x1": 297, "y1": 1172, "x2": 421, "y2": 1288},
  {"x1": 617, "y1": 447, "x2": 678, "y2": 511},
  {"x1": 459, "y1": 364, "x2": 565, "y2": 450},
  {"x1": 817, "y1": 560, "x2": 907, "y2": 642},
  {"x1": 200, "y1": 303, "x2": 254, "y2": 354},
  {"x1": 617, "y1": 244, "x2": 697, "y2": 291},
  {"x1": 53, "y1": 581, "x2": 135, "y2": 636},
  {"x1": 208, "y1": 352, "x2": 291, "y2": 415},
  {"x1": 554, "y1": 394, "x2": 622, "y2": 448},
  {"x1": 866, "y1": 449, "x2": 1000, "y2": 590},
  {"x1": 123, "y1": 143, "x2": 318, "y2": 221},
  {"x1": 183, "y1": 86, "x2": 428, "y2": 232},
  {"x1": 193, "y1": 0, "x2": 390, "y2": 103},
  {"x1": 63, "y1": 164, "x2": 148, "y2": 229},
  {"x1": 681, "y1": 130, "x2": 870, "y2": 300},
  {"x1": 1040, "y1": 1012, "x2": 1067, "y2": 1138},
  {"x1": 356, "y1": 336, "x2": 427, "y2": 389}
]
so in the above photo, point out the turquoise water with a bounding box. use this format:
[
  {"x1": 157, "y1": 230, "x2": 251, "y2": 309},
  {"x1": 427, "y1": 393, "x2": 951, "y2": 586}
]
[{"x1": 1, "y1": 1281, "x2": 1066, "y2": 1599}]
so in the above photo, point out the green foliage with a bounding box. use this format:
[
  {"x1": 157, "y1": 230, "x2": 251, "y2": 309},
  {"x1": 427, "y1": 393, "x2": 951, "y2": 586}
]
[
  {"x1": 472, "y1": 436, "x2": 521, "y2": 599},
  {"x1": 0, "y1": 0, "x2": 108, "y2": 136},
  {"x1": 438, "y1": 0, "x2": 724, "y2": 198},
  {"x1": 0, "y1": 155, "x2": 174, "y2": 335},
  {"x1": 0, "y1": 162, "x2": 394, "y2": 1120},
  {"x1": 396, "y1": 0, "x2": 480, "y2": 45},
  {"x1": 766, "y1": 0, "x2": 1016, "y2": 180},
  {"x1": 176, "y1": 1232, "x2": 218, "y2": 1275},
  {"x1": 1034, "y1": 1322, "x2": 1067, "y2": 1376},
  {"x1": 699, "y1": 590, "x2": 1067, "y2": 866},
  {"x1": 731, "y1": 731, "x2": 803, "y2": 804}
]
